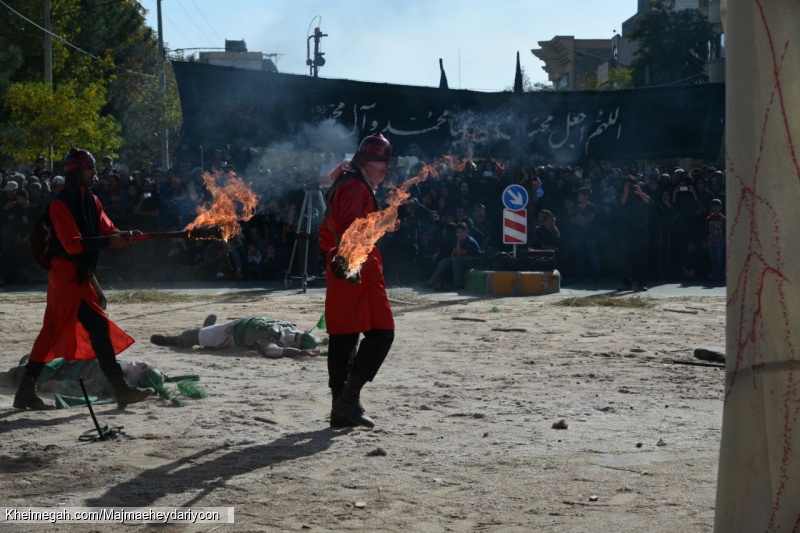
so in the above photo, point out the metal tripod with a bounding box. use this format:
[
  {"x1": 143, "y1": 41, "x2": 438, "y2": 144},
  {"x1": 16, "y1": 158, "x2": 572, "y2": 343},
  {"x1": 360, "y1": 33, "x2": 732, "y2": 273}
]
[{"x1": 284, "y1": 183, "x2": 325, "y2": 293}]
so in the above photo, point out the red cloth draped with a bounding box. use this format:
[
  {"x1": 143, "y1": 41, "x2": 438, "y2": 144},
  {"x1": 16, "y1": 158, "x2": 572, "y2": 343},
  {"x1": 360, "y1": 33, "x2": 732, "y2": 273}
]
[
  {"x1": 28, "y1": 195, "x2": 134, "y2": 363},
  {"x1": 323, "y1": 177, "x2": 394, "y2": 335}
]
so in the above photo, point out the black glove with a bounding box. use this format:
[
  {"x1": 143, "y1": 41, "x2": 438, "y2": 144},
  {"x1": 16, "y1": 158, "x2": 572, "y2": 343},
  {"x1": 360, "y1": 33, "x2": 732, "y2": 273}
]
[{"x1": 331, "y1": 256, "x2": 361, "y2": 285}]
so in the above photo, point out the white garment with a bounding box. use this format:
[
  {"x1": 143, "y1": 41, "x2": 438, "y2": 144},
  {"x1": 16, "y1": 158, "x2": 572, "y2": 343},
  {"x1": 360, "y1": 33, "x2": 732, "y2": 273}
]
[{"x1": 197, "y1": 320, "x2": 239, "y2": 348}]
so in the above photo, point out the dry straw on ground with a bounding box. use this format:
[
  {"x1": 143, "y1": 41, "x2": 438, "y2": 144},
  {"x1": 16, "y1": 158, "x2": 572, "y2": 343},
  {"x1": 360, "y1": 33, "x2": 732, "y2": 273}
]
[{"x1": 554, "y1": 295, "x2": 655, "y2": 309}]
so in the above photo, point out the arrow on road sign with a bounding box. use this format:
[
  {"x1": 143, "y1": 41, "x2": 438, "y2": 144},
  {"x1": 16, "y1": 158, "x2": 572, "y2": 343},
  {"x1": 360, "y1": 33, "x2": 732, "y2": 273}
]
[{"x1": 502, "y1": 184, "x2": 529, "y2": 210}]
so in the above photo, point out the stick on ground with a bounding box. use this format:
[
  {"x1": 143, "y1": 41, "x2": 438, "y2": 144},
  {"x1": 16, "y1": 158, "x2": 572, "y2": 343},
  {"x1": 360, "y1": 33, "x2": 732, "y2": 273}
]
[
  {"x1": 663, "y1": 308, "x2": 700, "y2": 315},
  {"x1": 593, "y1": 464, "x2": 650, "y2": 475},
  {"x1": 671, "y1": 360, "x2": 725, "y2": 369}
]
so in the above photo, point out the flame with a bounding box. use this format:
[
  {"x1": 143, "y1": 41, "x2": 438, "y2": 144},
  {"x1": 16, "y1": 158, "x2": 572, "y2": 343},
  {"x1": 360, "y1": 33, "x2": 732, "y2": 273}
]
[
  {"x1": 184, "y1": 172, "x2": 258, "y2": 241},
  {"x1": 337, "y1": 158, "x2": 465, "y2": 273}
]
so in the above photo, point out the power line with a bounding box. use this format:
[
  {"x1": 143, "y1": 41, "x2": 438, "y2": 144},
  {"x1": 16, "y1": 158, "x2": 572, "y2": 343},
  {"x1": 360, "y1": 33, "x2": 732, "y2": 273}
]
[
  {"x1": 647, "y1": 61, "x2": 725, "y2": 88},
  {"x1": 163, "y1": 12, "x2": 196, "y2": 48},
  {"x1": 174, "y1": 0, "x2": 215, "y2": 47},
  {"x1": 0, "y1": 0, "x2": 155, "y2": 79},
  {"x1": 189, "y1": 0, "x2": 223, "y2": 42}
]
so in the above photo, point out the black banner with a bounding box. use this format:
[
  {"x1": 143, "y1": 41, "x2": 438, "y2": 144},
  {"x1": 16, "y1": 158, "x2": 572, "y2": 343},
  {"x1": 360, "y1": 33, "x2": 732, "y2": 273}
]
[{"x1": 173, "y1": 61, "x2": 724, "y2": 164}]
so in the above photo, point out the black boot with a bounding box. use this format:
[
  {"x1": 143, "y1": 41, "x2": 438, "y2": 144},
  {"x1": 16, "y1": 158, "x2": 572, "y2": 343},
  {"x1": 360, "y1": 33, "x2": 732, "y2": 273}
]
[
  {"x1": 203, "y1": 314, "x2": 217, "y2": 327},
  {"x1": 332, "y1": 374, "x2": 374, "y2": 428},
  {"x1": 13, "y1": 374, "x2": 55, "y2": 410},
  {"x1": 108, "y1": 373, "x2": 154, "y2": 409},
  {"x1": 150, "y1": 334, "x2": 178, "y2": 346},
  {"x1": 330, "y1": 387, "x2": 357, "y2": 428}
]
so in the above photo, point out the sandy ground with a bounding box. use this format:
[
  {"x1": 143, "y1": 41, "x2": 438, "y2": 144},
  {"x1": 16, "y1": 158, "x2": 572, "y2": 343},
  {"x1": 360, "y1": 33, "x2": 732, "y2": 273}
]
[{"x1": 0, "y1": 288, "x2": 726, "y2": 532}]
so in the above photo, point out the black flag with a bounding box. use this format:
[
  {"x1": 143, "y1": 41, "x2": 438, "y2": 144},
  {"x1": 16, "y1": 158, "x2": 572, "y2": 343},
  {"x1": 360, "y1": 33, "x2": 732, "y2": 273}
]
[
  {"x1": 514, "y1": 51, "x2": 523, "y2": 95},
  {"x1": 439, "y1": 58, "x2": 449, "y2": 90}
]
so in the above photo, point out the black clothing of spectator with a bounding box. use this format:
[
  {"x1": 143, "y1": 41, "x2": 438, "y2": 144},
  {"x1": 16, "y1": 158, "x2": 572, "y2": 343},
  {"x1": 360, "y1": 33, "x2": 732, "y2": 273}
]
[{"x1": 618, "y1": 178, "x2": 651, "y2": 291}]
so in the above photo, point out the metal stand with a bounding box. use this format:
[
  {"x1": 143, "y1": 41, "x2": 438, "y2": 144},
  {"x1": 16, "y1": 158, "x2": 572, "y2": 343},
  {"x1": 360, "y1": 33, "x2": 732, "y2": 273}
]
[{"x1": 284, "y1": 183, "x2": 325, "y2": 293}]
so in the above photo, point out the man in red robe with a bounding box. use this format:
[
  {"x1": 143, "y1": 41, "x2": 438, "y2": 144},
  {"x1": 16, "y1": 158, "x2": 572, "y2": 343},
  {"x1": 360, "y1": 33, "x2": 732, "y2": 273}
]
[
  {"x1": 320, "y1": 134, "x2": 395, "y2": 428},
  {"x1": 13, "y1": 148, "x2": 154, "y2": 410}
]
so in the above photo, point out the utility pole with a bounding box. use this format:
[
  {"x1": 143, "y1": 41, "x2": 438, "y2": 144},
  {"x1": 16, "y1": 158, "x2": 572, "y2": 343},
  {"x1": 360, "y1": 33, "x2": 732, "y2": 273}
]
[
  {"x1": 157, "y1": 0, "x2": 169, "y2": 170},
  {"x1": 44, "y1": 0, "x2": 53, "y2": 170},
  {"x1": 306, "y1": 26, "x2": 327, "y2": 124},
  {"x1": 44, "y1": 0, "x2": 52, "y2": 84}
]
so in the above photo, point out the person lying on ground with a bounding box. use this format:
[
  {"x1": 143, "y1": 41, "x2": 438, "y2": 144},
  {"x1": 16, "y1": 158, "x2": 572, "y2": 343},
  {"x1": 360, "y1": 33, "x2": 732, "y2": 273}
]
[{"x1": 150, "y1": 315, "x2": 325, "y2": 358}]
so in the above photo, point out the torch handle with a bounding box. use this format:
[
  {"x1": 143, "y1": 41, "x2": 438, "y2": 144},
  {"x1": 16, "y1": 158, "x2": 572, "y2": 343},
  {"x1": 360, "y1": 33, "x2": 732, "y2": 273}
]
[{"x1": 130, "y1": 231, "x2": 189, "y2": 242}]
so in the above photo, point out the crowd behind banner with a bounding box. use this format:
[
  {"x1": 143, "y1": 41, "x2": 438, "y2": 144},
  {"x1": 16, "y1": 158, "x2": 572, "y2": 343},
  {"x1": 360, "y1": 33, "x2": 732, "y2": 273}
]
[{"x1": 0, "y1": 149, "x2": 727, "y2": 289}]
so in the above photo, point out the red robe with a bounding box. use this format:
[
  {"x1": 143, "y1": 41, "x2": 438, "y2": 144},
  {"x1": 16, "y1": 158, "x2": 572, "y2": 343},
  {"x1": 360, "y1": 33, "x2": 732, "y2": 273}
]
[
  {"x1": 321, "y1": 176, "x2": 394, "y2": 335},
  {"x1": 28, "y1": 194, "x2": 134, "y2": 363}
]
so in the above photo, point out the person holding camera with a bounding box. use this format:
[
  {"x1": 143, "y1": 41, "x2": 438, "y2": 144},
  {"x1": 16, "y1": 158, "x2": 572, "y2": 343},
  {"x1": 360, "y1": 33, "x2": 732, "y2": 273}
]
[
  {"x1": 132, "y1": 177, "x2": 161, "y2": 232},
  {"x1": 618, "y1": 176, "x2": 652, "y2": 292},
  {"x1": 671, "y1": 174, "x2": 699, "y2": 258},
  {"x1": 319, "y1": 133, "x2": 395, "y2": 429}
]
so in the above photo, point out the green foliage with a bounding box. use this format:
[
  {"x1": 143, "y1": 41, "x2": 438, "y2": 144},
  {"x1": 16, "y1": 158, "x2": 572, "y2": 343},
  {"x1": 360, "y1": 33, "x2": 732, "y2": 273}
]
[
  {"x1": 0, "y1": 45, "x2": 23, "y2": 97},
  {"x1": 607, "y1": 67, "x2": 634, "y2": 89},
  {"x1": 118, "y1": 63, "x2": 182, "y2": 169},
  {"x1": 627, "y1": 0, "x2": 715, "y2": 86},
  {"x1": 0, "y1": 0, "x2": 182, "y2": 166},
  {"x1": 530, "y1": 81, "x2": 557, "y2": 92},
  {"x1": 0, "y1": 0, "x2": 81, "y2": 85},
  {"x1": 2, "y1": 81, "x2": 121, "y2": 163},
  {"x1": 576, "y1": 73, "x2": 601, "y2": 91},
  {"x1": 577, "y1": 67, "x2": 634, "y2": 91}
]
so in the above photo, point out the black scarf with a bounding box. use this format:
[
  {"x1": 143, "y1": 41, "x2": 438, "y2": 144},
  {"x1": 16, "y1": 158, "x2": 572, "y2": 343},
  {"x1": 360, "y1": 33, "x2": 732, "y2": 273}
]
[{"x1": 53, "y1": 188, "x2": 100, "y2": 282}]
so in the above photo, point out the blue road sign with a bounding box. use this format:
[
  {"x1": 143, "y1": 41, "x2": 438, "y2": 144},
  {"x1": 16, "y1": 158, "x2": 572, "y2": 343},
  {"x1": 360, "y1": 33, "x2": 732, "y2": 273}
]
[{"x1": 502, "y1": 184, "x2": 529, "y2": 210}]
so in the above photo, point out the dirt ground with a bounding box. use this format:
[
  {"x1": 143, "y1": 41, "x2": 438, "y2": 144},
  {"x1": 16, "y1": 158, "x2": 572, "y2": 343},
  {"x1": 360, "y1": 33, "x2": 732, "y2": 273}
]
[{"x1": 0, "y1": 288, "x2": 726, "y2": 532}]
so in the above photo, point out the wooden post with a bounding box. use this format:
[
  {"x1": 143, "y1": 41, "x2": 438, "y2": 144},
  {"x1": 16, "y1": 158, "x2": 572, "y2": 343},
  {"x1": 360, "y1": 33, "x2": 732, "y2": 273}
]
[{"x1": 715, "y1": 1, "x2": 800, "y2": 529}]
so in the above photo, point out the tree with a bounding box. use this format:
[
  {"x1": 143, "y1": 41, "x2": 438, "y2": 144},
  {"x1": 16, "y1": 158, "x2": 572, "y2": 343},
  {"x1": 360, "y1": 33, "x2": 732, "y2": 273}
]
[
  {"x1": 530, "y1": 81, "x2": 556, "y2": 92},
  {"x1": 117, "y1": 63, "x2": 182, "y2": 169},
  {"x1": 0, "y1": 0, "x2": 82, "y2": 86},
  {"x1": 2, "y1": 81, "x2": 121, "y2": 164},
  {"x1": 504, "y1": 66, "x2": 557, "y2": 92},
  {"x1": 607, "y1": 67, "x2": 634, "y2": 89},
  {"x1": 627, "y1": 0, "x2": 715, "y2": 86},
  {"x1": 0, "y1": 0, "x2": 181, "y2": 167}
]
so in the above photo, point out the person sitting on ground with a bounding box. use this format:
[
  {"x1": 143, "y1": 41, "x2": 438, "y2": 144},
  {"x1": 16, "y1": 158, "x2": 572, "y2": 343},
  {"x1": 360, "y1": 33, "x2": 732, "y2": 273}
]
[
  {"x1": 680, "y1": 240, "x2": 703, "y2": 281},
  {"x1": 424, "y1": 221, "x2": 481, "y2": 290},
  {"x1": 532, "y1": 209, "x2": 561, "y2": 251},
  {"x1": 150, "y1": 315, "x2": 325, "y2": 358}
]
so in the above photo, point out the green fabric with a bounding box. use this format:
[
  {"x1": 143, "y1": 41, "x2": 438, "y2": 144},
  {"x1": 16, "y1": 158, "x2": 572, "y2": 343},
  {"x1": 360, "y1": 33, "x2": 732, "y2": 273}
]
[
  {"x1": 28, "y1": 358, "x2": 199, "y2": 409},
  {"x1": 177, "y1": 380, "x2": 208, "y2": 398},
  {"x1": 315, "y1": 314, "x2": 326, "y2": 330},
  {"x1": 54, "y1": 393, "x2": 116, "y2": 408},
  {"x1": 232, "y1": 316, "x2": 294, "y2": 347},
  {"x1": 299, "y1": 332, "x2": 321, "y2": 349}
]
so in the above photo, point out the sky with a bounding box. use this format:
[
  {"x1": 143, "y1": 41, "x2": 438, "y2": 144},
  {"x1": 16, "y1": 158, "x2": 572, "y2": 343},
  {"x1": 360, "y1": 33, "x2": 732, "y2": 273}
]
[{"x1": 143, "y1": 0, "x2": 637, "y2": 92}]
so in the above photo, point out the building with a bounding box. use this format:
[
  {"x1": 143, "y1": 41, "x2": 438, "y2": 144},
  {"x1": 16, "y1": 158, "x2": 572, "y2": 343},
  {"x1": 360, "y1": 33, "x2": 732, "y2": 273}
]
[
  {"x1": 198, "y1": 40, "x2": 279, "y2": 73},
  {"x1": 531, "y1": 37, "x2": 616, "y2": 90},
  {"x1": 533, "y1": 0, "x2": 724, "y2": 90}
]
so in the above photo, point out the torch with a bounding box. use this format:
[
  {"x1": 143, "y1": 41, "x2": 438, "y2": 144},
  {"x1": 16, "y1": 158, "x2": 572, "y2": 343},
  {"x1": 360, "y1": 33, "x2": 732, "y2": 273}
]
[{"x1": 129, "y1": 226, "x2": 226, "y2": 242}]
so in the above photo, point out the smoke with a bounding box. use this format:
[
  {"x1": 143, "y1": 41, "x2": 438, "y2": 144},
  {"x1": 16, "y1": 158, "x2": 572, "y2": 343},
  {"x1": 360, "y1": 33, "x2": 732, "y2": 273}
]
[
  {"x1": 448, "y1": 100, "x2": 591, "y2": 168},
  {"x1": 244, "y1": 121, "x2": 358, "y2": 194},
  {"x1": 447, "y1": 108, "x2": 515, "y2": 159}
]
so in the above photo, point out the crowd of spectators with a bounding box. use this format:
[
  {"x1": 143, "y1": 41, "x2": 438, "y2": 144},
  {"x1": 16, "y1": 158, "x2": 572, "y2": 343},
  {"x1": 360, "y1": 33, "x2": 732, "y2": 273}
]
[
  {"x1": 380, "y1": 157, "x2": 727, "y2": 290},
  {"x1": 0, "y1": 149, "x2": 727, "y2": 291}
]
